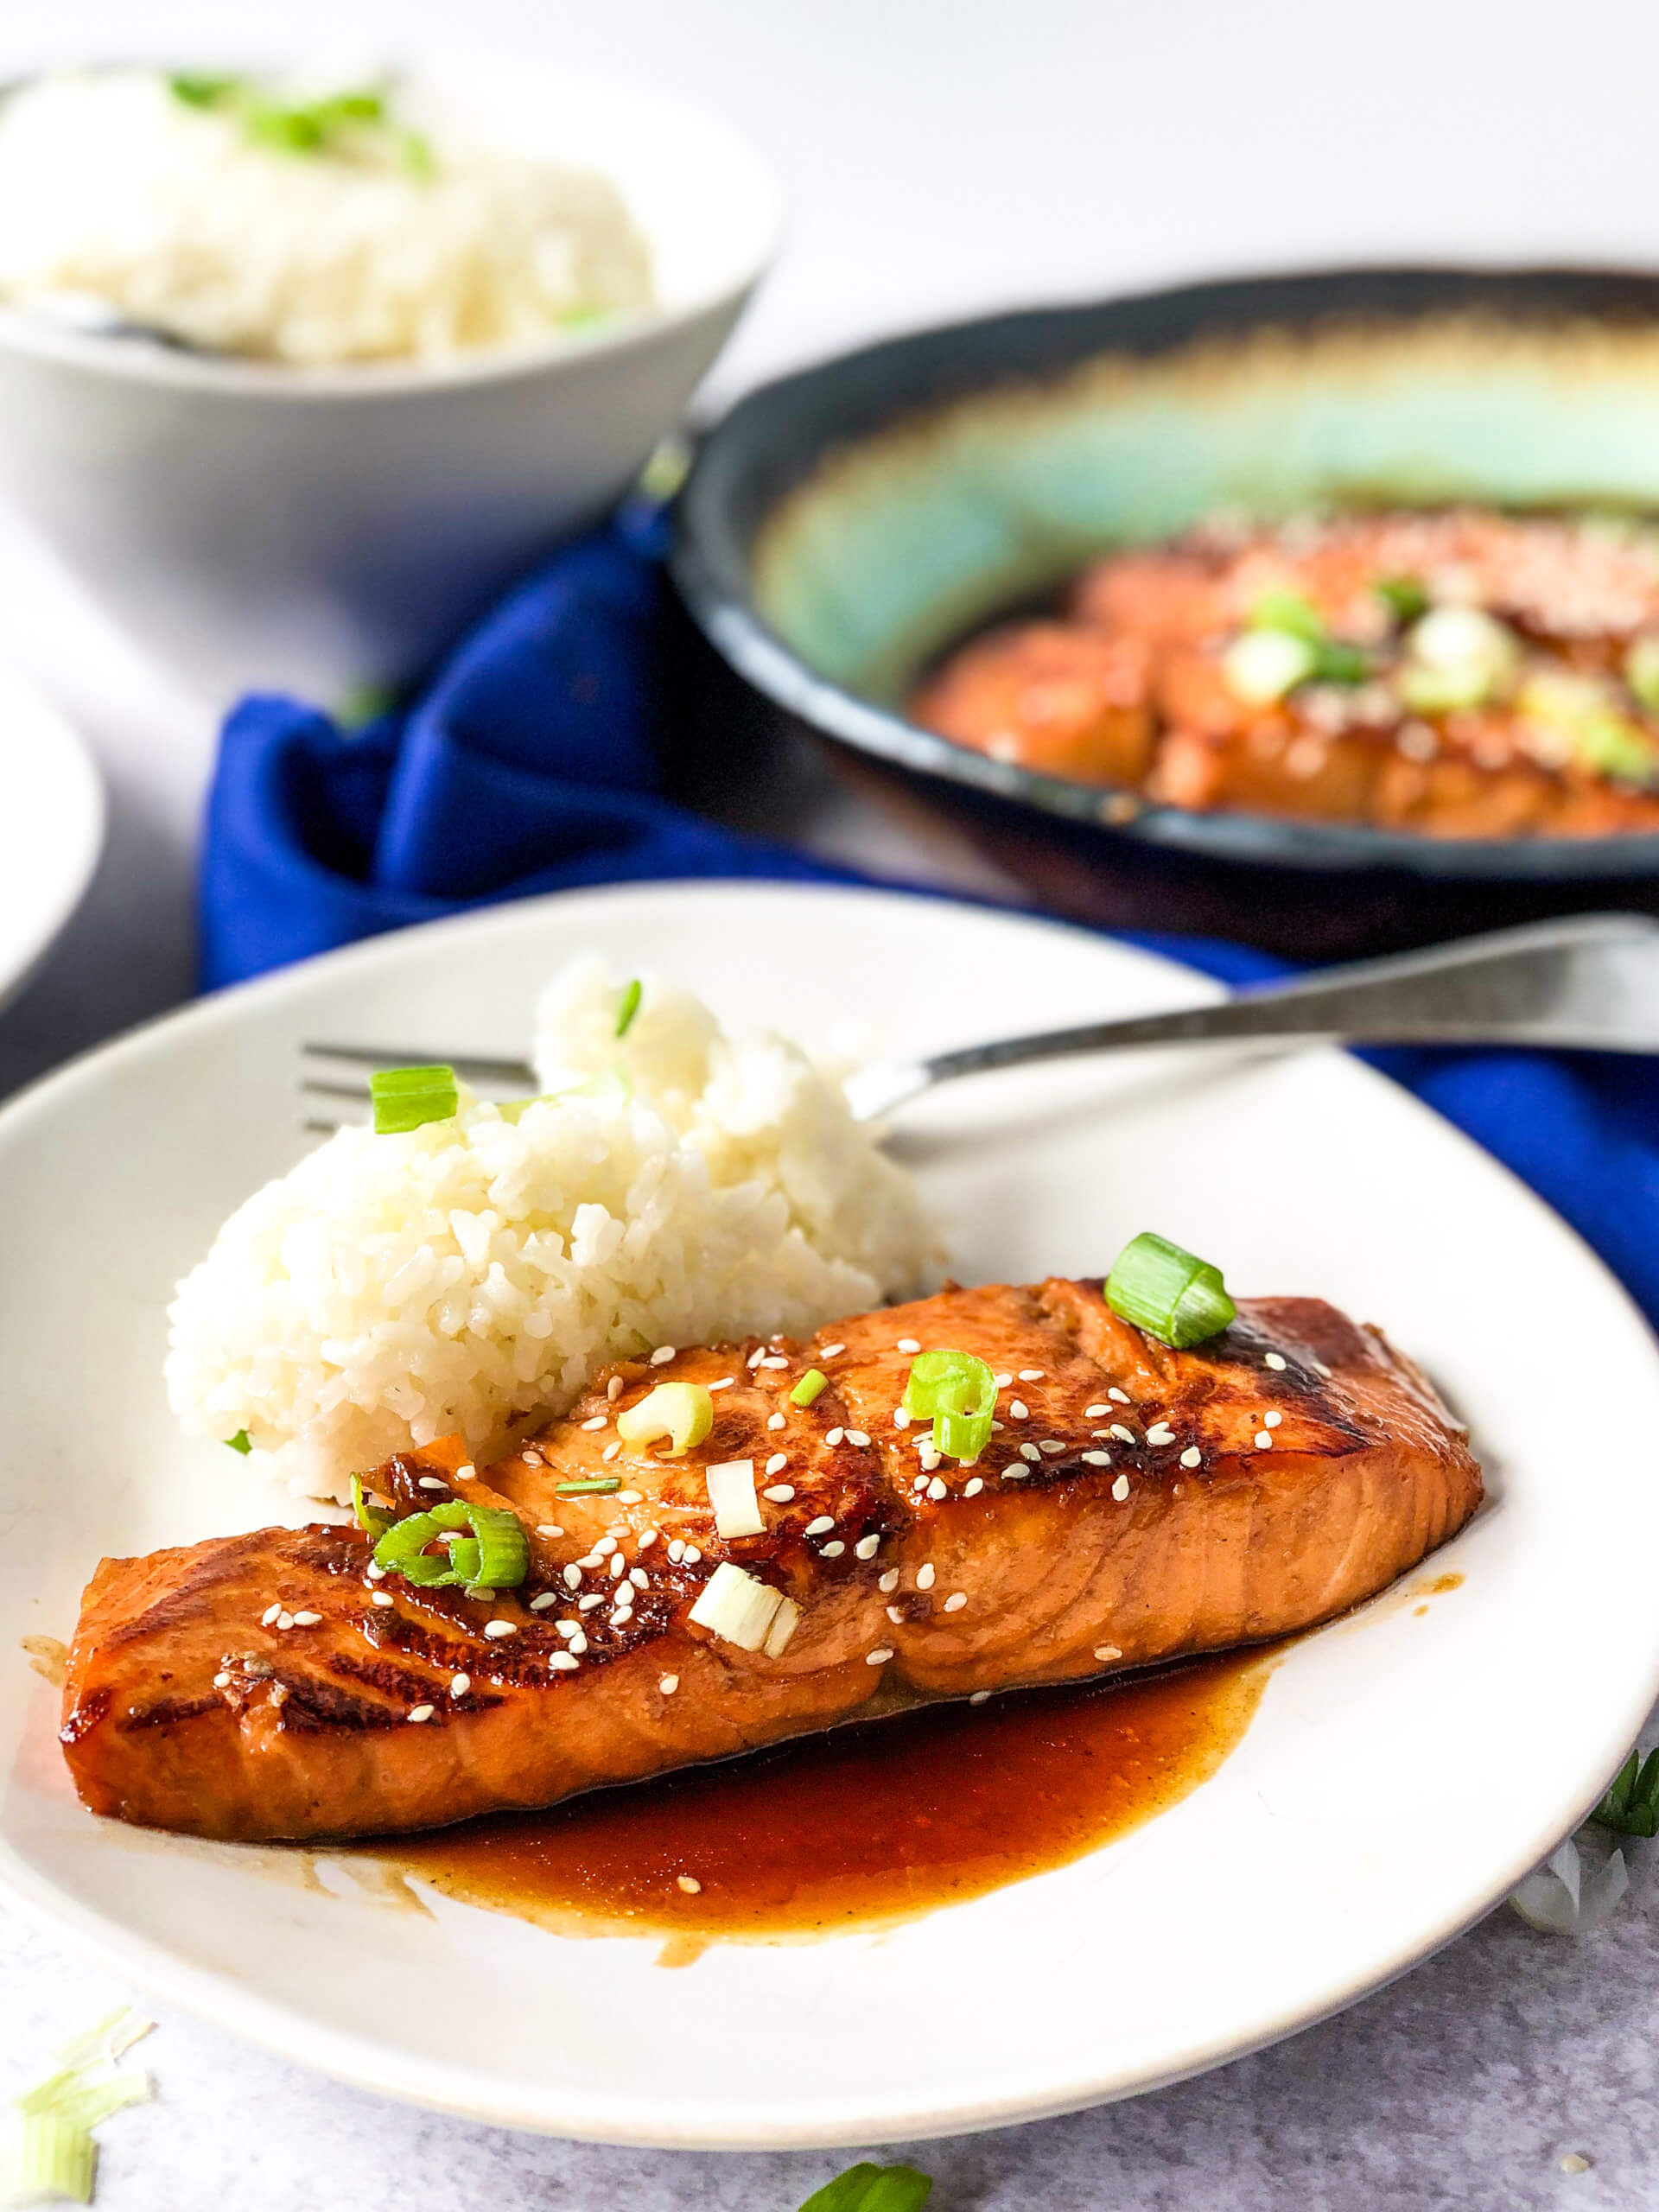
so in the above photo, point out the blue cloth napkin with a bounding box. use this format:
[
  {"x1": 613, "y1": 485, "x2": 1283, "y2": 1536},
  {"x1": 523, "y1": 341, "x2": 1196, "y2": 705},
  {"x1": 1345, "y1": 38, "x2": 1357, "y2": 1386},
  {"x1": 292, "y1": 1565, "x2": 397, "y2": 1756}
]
[{"x1": 200, "y1": 509, "x2": 1659, "y2": 1332}]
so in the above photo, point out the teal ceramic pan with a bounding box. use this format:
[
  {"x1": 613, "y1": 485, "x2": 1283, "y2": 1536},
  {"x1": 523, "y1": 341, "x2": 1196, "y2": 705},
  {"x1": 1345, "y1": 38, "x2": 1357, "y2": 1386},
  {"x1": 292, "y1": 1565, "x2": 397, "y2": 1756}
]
[{"x1": 673, "y1": 268, "x2": 1659, "y2": 951}]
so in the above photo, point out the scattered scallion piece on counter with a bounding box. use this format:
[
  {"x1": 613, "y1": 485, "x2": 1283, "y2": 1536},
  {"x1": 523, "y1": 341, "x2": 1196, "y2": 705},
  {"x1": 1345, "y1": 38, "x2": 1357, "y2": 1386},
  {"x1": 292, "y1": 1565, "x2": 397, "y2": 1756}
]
[
  {"x1": 0, "y1": 2006, "x2": 155, "y2": 2208},
  {"x1": 371, "y1": 1499, "x2": 529, "y2": 1589},
  {"x1": 555, "y1": 1476, "x2": 623, "y2": 1496},
  {"x1": 1375, "y1": 575, "x2": 1429, "y2": 625},
  {"x1": 370, "y1": 1064, "x2": 458, "y2": 1135},
  {"x1": 797, "y1": 2162, "x2": 934, "y2": 2212},
  {"x1": 616, "y1": 1381, "x2": 713, "y2": 1458},
  {"x1": 0, "y1": 2113, "x2": 95, "y2": 2206},
  {"x1": 1105, "y1": 1232, "x2": 1236, "y2": 1348},
  {"x1": 901, "y1": 1349, "x2": 995, "y2": 1463},
  {"x1": 1590, "y1": 1746, "x2": 1659, "y2": 1838},
  {"x1": 223, "y1": 1430, "x2": 251, "y2": 1456},
  {"x1": 791, "y1": 1368, "x2": 829, "y2": 1408},
  {"x1": 615, "y1": 977, "x2": 643, "y2": 1037}
]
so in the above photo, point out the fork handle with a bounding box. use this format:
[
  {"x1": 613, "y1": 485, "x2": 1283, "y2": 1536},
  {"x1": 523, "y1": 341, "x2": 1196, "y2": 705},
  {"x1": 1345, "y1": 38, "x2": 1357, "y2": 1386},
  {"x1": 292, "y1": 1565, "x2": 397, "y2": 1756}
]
[{"x1": 843, "y1": 913, "x2": 1659, "y2": 1121}]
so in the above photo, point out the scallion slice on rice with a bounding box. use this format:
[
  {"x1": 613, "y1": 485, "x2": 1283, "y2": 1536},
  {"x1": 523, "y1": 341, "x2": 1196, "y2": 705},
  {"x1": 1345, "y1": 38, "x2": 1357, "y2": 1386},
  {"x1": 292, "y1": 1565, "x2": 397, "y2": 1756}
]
[{"x1": 369, "y1": 1065, "x2": 458, "y2": 1135}]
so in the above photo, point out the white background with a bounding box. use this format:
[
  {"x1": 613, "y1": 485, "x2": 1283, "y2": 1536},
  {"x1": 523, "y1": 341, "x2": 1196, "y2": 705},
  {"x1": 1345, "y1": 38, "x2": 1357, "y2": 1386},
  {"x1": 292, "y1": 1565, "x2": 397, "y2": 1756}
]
[{"x1": 3, "y1": 3, "x2": 1659, "y2": 2204}]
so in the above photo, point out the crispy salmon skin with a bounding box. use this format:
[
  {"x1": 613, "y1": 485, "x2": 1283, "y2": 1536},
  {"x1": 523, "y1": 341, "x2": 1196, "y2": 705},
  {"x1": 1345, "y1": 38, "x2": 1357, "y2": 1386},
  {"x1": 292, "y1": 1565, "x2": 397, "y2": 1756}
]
[{"x1": 61, "y1": 1278, "x2": 1481, "y2": 1841}]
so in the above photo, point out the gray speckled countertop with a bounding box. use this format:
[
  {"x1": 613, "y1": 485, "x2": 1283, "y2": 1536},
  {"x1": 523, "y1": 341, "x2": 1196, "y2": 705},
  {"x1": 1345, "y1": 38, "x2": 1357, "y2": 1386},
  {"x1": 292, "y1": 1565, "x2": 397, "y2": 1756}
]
[{"x1": 6, "y1": 1704, "x2": 1657, "y2": 2212}]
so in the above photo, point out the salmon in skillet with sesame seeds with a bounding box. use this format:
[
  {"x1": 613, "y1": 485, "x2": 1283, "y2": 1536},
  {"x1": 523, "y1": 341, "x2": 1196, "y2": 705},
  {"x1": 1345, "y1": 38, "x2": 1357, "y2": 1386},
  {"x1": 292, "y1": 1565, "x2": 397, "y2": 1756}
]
[{"x1": 60, "y1": 1276, "x2": 1481, "y2": 1841}]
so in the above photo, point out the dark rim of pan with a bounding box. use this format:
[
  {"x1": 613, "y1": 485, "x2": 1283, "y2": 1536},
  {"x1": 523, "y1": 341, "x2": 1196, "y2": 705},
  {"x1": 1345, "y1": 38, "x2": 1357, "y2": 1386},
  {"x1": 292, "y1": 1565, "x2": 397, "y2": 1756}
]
[{"x1": 672, "y1": 264, "x2": 1659, "y2": 883}]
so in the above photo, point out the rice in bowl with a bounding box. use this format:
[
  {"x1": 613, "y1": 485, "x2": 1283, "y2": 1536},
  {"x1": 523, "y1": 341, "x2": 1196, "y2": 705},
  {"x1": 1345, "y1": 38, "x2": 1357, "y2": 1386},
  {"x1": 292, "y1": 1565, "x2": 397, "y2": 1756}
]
[
  {"x1": 0, "y1": 67, "x2": 654, "y2": 365},
  {"x1": 165, "y1": 961, "x2": 941, "y2": 1498}
]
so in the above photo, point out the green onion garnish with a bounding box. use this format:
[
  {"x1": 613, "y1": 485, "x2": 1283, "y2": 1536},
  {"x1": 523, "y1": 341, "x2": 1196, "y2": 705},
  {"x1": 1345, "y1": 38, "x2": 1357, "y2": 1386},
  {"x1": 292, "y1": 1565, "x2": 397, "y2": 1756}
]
[
  {"x1": 168, "y1": 74, "x2": 424, "y2": 169},
  {"x1": 1375, "y1": 575, "x2": 1429, "y2": 625},
  {"x1": 1104, "y1": 1232, "x2": 1236, "y2": 1348},
  {"x1": 791, "y1": 1368, "x2": 829, "y2": 1408},
  {"x1": 224, "y1": 1429, "x2": 251, "y2": 1455},
  {"x1": 350, "y1": 1472, "x2": 392, "y2": 1541},
  {"x1": 372, "y1": 1500, "x2": 529, "y2": 1590},
  {"x1": 370, "y1": 1064, "x2": 458, "y2": 1135},
  {"x1": 1590, "y1": 1747, "x2": 1659, "y2": 1837},
  {"x1": 168, "y1": 72, "x2": 243, "y2": 108},
  {"x1": 555, "y1": 1476, "x2": 624, "y2": 1496},
  {"x1": 798, "y1": 2163, "x2": 933, "y2": 2212},
  {"x1": 616, "y1": 1381, "x2": 713, "y2": 1458},
  {"x1": 1248, "y1": 590, "x2": 1369, "y2": 685},
  {"x1": 1626, "y1": 635, "x2": 1659, "y2": 714},
  {"x1": 0, "y1": 2006, "x2": 155, "y2": 2209},
  {"x1": 615, "y1": 978, "x2": 643, "y2": 1038},
  {"x1": 0, "y1": 2114, "x2": 95, "y2": 2207},
  {"x1": 901, "y1": 1349, "x2": 996, "y2": 1464}
]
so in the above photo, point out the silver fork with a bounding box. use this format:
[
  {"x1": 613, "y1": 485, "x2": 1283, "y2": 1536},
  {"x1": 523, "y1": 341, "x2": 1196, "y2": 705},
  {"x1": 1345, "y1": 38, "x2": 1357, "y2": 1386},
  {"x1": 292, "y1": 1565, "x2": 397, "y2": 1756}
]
[{"x1": 300, "y1": 912, "x2": 1659, "y2": 1133}]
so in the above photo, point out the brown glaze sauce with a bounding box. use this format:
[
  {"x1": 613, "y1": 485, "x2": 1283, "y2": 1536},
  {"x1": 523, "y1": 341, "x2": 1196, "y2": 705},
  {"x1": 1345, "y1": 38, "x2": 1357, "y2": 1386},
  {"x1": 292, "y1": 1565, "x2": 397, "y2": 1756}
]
[{"x1": 366, "y1": 1648, "x2": 1276, "y2": 1945}]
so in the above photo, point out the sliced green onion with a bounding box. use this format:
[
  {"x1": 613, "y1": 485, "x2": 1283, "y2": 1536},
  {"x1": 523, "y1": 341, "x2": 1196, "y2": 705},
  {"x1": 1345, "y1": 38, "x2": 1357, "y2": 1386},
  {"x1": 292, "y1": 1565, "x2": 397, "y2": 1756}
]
[
  {"x1": 1591, "y1": 1746, "x2": 1659, "y2": 1838},
  {"x1": 1626, "y1": 635, "x2": 1659, "y2": 714},
  {"x1": 370, "y1": 1064, "x2": 458, "y2": 1135},
  {"x1": 1249, "y1": 588, "x2": 1326, "y2": 643},
  {"x1": 798, "y1": 2163, "x2": 934, "y2": 2212},
  {"x1": 1375, "y1": 575, "x2": 1429, "y2": 625},
  {"x1": 350, "y1": 1472, "x2": 393, "y2": 1541},
  {"x1": 400, "y1": 129, "x2": 437, "y2": 181},
  {"x1": 791, "y1": 1368, "x2": 829, "y2": 1408},
  {"x1": 901, "y1": 1350, "x2": 996, "y2": 1464},
  {"x1": 555, "y1": 1476, "x2": 623, "y2": 1496},
  {"x1": 18, "y1": 2065, "x2": 151, "y2": 2133},
  {"x1": 688, "y1": 1561, "x2": 796, "y2": 1652},
  {"x1": 371, "y1": 1500, "x2": 528, "y2": 1589},
  {"x1": 616, "y1": 1382, "x2": 713, "y2": 1458},
  {"x1": 1518, "y1": 671, "x2": 1659, "y2": 785},
  {"x1": 223, "y1": 1429, "x2": 251, "y2": 1456},
  {"x1": 0, "y1": 2114, "x2": 95, "y2": 2206},
  {"x1": 50, "y1": 2011, "x2": 152, "y2": 2075},
  {"x1": 168, "y1": 73, "x2": 243, "y2": 109},
  {"x1": 1221, "y1": 628, "x2": 1318, "y2": 704},
  {"x1": 1311, "y1": 639, "x2": 1370, "y2": 685},
  {"x1": 1105, "y1": 1232, "x2": 1236, "y2": 1348},
  {"x1": 1245, "y1": 589, "x2": 1368, "y2": 685},
  {"x1": 615, "y1": 978, "x2": 643, "y2": 1038},
  {"x1": 1398, "y1": 606, "x2": 1519, "y2": 714}
]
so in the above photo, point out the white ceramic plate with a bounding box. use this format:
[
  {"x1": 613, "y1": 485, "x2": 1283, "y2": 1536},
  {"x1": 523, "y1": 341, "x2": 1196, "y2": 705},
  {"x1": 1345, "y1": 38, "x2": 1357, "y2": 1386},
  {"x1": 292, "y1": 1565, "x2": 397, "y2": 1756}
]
[
  {"x1": 0, "y1": 661, "x2": 102, "y2": 1014},
  {"x1": 3, "y1": 883, "x2": 1656, "y2": 2148}
]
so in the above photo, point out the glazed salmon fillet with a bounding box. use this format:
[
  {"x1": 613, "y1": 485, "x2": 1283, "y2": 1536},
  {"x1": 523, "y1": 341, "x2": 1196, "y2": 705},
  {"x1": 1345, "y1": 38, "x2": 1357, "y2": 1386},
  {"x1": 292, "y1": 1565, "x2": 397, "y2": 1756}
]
[{"x1": 61, "y1": 1278, "x2": 1482, "y2": 1842}]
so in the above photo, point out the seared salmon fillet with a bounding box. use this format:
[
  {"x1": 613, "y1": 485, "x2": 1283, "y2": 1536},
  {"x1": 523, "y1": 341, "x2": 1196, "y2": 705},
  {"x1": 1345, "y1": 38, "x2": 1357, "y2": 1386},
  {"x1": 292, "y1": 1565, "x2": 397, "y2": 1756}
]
[{"x1": 61, "y1": 1278, "x2": 1481, "y2": 1841}]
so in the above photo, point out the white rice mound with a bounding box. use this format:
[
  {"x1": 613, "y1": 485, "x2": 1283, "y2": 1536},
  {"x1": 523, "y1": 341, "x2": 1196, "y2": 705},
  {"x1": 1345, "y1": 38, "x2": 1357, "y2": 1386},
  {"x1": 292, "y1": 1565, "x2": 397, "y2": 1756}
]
[
  {"x1": 165, "y1": 958, "x2": 941, "y2": 1500},
  {"x1": 0, "y1": 69, "x2": 654, "y2": 365}
]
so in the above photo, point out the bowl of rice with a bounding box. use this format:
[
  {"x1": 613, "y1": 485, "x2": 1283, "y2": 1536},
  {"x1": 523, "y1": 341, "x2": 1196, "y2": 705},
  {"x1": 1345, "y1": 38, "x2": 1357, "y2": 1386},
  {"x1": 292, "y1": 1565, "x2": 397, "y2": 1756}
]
[{"x1": 0, "y1": 59, "x2": 780, "y2": 696}]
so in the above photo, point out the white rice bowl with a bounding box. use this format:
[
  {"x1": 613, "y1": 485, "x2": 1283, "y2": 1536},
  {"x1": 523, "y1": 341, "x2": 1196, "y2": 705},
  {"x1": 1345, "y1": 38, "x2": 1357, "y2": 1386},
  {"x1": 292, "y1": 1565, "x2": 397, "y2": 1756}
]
[{"x1": 166, "y1": 959, "x2": 941, "y2": 1499}]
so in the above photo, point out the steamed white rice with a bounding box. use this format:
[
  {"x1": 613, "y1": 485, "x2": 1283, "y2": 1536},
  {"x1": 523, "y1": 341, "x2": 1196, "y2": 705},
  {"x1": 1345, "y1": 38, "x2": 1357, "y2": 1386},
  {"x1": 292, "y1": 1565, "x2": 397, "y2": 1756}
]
[
  {"x1": 165, "y1": 958, "x2": 941, "y2": 1499},
  {"x1": 0, "y1": 69, "x2": 654, "y2": 365}
]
